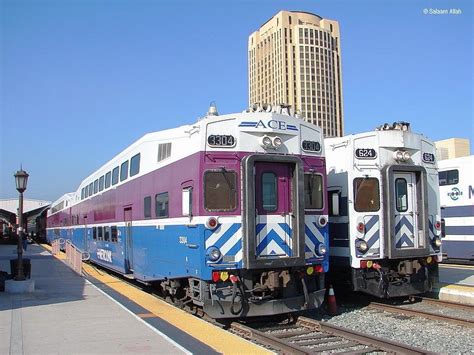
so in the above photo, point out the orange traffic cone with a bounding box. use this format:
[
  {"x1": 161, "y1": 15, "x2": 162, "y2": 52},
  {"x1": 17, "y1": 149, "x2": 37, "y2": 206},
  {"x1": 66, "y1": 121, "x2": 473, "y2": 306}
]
[{"x1": 327, "y1": 284, "x2": 338, "y2": 316}]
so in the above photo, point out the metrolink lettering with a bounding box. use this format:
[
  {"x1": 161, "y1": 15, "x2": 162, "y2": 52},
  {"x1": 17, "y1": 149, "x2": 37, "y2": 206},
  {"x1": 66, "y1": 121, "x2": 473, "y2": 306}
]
[
  {"x1": 255, "y1": 120, "x2": 287, "y2": 130},
  {"x1": 469, "y1": 185, "x2": 474, "y2": 199},
  {"x1": 97, "y1": 248, "x2": 112, "y2": 262}
]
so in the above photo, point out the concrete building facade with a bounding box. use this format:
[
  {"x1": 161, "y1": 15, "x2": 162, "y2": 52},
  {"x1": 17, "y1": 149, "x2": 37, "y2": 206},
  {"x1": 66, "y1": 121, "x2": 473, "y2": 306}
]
[
  {"x1": 248, "y1": 10, "x2": 344, "y2": 137},
  {"x1": 435, "y1": 138, "x2": 470, "y2": 160}
]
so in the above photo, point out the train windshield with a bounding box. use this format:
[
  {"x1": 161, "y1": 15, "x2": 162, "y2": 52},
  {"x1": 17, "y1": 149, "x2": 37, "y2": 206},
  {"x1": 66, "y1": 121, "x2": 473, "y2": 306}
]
[
  {"x1": 304, "y1": 174, "x2": 323, "y2": 209},
  {"x1": 353, "y1": 177, "x2": 380, "y2": 212},
  {"x1": 204, "y1": 170, "x2": 237, "y2": 211}
]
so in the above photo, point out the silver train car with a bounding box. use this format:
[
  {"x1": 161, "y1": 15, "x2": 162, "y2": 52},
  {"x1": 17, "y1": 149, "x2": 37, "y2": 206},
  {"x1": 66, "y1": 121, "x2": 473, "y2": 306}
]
[{"x1": 325, "y1": 122, "x2": 442, "y2": 297}]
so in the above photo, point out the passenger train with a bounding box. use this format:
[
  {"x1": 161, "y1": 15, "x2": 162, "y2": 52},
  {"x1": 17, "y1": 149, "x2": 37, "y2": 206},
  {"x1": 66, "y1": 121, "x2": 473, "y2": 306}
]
[
  {"x1": 47, "y1": 104, "x2": 329, "y2": 318},
  {"x1": 438, "y1": 155, "x2": 474, "y2": 262},
  {"x1": 325, "y1": 122, "x2": 442, "y2": 298}
]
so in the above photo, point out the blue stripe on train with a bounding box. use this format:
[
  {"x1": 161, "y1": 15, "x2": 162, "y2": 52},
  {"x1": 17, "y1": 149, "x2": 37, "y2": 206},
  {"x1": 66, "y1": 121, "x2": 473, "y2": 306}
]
[
  {"x1": 441, "y1": 205, "x2": 474, "y2": 218},
  {"x1": 445, "y1": 225, "x2": 474, "y2": 235}
]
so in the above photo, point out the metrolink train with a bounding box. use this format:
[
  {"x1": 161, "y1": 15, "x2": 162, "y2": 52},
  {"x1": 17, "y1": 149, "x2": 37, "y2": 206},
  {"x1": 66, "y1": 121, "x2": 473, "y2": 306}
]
[
  {"x1": 47, "y1": 104, "x2": 329, "y2": 318},
  {"x1": 438, "y1": 155, "x2": 474, "y2": 262},
  {"x1": 325, "y1": 122, "x2": 442, "y2": 298}
]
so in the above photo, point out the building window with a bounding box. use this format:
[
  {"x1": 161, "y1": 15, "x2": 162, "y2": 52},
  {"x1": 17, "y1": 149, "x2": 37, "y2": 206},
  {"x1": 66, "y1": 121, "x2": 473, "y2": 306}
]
[
  {"x1": 130, "y1": 153, "x2": 140, "y2": 177},
  {"x1": 120, "y1": 161, "x2": 129, "y2": 182},
  {"x1": 353, "y1": 178, "x2": 380, "y2": 212},
  {"x1": 155, "y1": 192, "x2": 169, "y2": 218},
  {"x1": 204, "y1": 170, "x2": 237, "y2": 211}
]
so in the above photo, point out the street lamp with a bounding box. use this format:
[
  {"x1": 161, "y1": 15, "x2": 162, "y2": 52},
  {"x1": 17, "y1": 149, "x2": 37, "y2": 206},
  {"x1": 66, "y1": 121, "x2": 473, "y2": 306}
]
[{"x1": 14, "y1": 168, "x2": 29, "y2": 281}]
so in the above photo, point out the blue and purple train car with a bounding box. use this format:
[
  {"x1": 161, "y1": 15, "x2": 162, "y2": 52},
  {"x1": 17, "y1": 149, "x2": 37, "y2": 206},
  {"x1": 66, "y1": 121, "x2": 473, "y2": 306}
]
[{"x1": 47, "y1": 104, "x2": 329, "y2": 318}]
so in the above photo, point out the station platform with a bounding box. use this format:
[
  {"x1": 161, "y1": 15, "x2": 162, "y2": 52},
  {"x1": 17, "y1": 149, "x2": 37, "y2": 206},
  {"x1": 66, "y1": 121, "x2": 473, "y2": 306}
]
[
  {"x1": 0, "y1": 244, "x2": 269, "y2": 354},
  {"x1": 431, "y1": 263, "x2": 474, "y2": 305}
]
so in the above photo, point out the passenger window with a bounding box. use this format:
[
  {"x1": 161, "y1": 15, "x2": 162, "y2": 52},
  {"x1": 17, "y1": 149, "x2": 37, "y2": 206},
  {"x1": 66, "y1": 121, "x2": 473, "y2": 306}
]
[
  {"x1": 304, "y1": 174, "x2": 323, "y2": 209},
  {"x1": 111, "y1": 226, "x2": 118, "y2": 242},
  {"x1": 99, "y1": 176, "x2": 104, "y2": 191},
  {"x1": 130, "y1": 153, "x2": 140, "y2": 177},
  {"x1": 92, "y1": 227, "x2": 97, "y2": 240},
  {"x1": 105, "y1": 171, "x2": 112, "y2": 188},
  {"x1": 261, "y1": 172, "x2": 277, "y2": 211},
  {"x1": 112, "y1": 167, "x2": 119, "y2": 185},
  {"x1": 144, "y1": 196, "x2": 152, "y2": 218},
  {"x1": 120, "y1": 161, "x2": 129, "y2": 182},
  {"x1": 104, "y1": 226, "x2": 110, "y2": 241},
  {"x1": 88, "y1": 182, "x2": 93, "y2": 196},
  {"x1": 155, "y1": 192, "x2": 169, "y2": 218},
  {"x1": 204, "y1": 170, "x2": 237, "y2": 211},
  {"x1": 353, "y1": 178, "x2": 380, "y2": 212},
  {"x1": 94, "y1": 179, "x2": 99, "y2": 194},
  {"x1": 395, "y1": 178, "x2": 408, "y2": 212},
  {"x1": 97, "y1": 226, "x2": 103, "y2": 241}
]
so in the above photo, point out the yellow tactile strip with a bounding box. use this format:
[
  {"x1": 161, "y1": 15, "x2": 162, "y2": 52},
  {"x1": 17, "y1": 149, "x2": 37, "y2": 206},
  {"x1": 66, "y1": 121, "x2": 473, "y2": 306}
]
[{"x1": 41, "y1": 244, "x2": 271, "y2": 354}]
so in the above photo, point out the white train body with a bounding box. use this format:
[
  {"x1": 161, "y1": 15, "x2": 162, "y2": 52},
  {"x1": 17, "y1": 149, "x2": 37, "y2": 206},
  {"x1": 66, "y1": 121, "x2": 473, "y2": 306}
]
[
  {"x1": 439, "y1": 155, "x2": 474, "y2": 261},
  {"x1": 325, "y1": 123, "x2": 442, "y2": 297}
]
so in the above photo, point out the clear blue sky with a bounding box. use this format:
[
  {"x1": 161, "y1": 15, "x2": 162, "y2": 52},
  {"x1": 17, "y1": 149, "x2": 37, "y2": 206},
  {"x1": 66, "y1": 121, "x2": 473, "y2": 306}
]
[{"x1": 1, "y1": 0, "x2": 472, "y2": 202}]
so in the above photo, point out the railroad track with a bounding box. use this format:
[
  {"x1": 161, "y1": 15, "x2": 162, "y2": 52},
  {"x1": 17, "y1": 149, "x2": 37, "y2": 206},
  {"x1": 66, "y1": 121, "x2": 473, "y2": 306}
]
[
  {"x1": 231, "y1": 316, "x2": 426, "y2": 354},
  {"x1": 367, "y1": 300, "x2": 474, "y2": 328}
]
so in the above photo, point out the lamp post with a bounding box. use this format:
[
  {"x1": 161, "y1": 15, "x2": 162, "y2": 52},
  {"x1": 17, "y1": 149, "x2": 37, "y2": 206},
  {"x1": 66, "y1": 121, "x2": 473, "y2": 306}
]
[{"x1": 14, "y1": 168, "x2": 29, "y2": 281}]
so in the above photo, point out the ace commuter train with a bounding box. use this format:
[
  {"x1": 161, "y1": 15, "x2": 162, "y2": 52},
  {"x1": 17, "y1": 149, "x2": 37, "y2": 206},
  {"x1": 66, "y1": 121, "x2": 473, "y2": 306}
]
[{"x1": 47, "y1": 104, "x2": 329, "y2": 318}]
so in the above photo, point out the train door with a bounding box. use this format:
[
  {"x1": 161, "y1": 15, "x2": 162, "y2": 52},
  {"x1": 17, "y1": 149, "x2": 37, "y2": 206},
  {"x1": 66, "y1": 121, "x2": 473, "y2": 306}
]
[
  {"x1": 254, "y1": 162, "x2": 293, "y2": 258},
  {"x1": 392, "y1": 172, "x2": 421, "y2": 249},
  {"x1": 124, "y1": 207, "x2": 134, "y2": 272}
]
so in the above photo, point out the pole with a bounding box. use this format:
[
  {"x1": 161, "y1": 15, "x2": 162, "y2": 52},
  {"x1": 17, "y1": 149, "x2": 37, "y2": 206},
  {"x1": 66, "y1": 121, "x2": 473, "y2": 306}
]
[{"x1": 15, "y1": 191, "x2": 25, "y2": 281}]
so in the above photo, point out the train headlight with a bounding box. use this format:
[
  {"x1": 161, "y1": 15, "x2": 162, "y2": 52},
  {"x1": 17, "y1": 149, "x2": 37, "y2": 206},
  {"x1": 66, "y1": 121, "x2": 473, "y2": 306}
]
[
  {"x1": 207, "y1": 246, "x2": 222, "y2": 262},
  {"x1": 432, "y1": 237, "x2": 442, "y2": 248},
  {"x1": 316, "y1": 243, "x2": 327, "y2": 256},
  {"x1": 393, "y1": 150, "x2": 410, "y2": 162},
  {"x1": 402, "y1": 151, "x2": 410, "y2": 161},
  {"x1": 272, "y1": 136, "x2": 283, "y2": 148},
  {"x1": 261, "y1": 136, "x2": 273, "y2": 148},
  {"x1": 205, "y1": 217, "x2": 219, "y2": 230},
  {"x1": 355, "y1": 239, "x2": 369, "y2": 253}
]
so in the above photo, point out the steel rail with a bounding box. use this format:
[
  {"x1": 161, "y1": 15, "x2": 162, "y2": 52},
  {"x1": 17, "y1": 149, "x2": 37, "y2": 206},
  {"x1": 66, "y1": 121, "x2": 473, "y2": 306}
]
[
  {"x1": 298, "y1": 317, "x2": 426, "y2": 354},
  {"x1": 414, "y1": 296, "x2": 474, "y2": 312},
  {"x1": 368, "y1": 302, "x2": 474, "y2": 328}
]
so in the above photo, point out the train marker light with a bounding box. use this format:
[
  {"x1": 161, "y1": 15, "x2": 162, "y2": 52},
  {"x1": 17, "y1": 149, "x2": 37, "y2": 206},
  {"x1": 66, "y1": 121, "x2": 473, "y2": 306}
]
[
  {"x1": 357, "y1": 222, "x2": 365, "y2": 233},
  {"x1": 206, "y1": 217, "x2": 219, "y2": 230},
  {"x1": 212, "y1": 271, "x2": 220, "y2": 282},
  {"x1": 317, "y1": 216, "x2": 328, "y2": 228},
  {"x1": 314, "y1": 265, "x2": 324, "y2": 273},
  {"x1": 426, "y1": 256, "x2": 433, "y2": 264},
  {"x1": 220, "y1": 271, "x2": 229, "y2": 281},
  {"x1": 372, "y1": 263, "x2": 381, "y2": 270},
  {"x1": 355, "y1": 239, "x2": 368, "y2": 253},
  {"x1": 306, "y1": 266, "x2": 314, "y2": 275},
  {"x1": 360, "y1": 260, "x2": 368, "y2": 268},
  {"x1": 366, "y1": 260, "x2": 373, "y2": 268},
  {"x1": 434, "y1": 221, "x2": 441, "y2": 230},
  {"x1": 230, "y1": 274, "x2": 239, "y2": 283}
]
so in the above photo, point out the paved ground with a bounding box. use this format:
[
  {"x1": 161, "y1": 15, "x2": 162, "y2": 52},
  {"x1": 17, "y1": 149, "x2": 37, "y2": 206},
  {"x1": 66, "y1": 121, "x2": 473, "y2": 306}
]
[
  {"x1": 0, "y1": 244, "x2": 188, "y2": 354},
  {"x1": 439, "y1": 263, "x2": 474, "y2": 286}
]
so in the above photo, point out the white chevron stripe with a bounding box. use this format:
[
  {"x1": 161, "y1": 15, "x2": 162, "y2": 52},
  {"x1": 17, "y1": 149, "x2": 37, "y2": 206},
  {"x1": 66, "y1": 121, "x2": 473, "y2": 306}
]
[
  {"x1": 305, "y1": 235, "x2": 316, "y2": 256},
  {"x1": 235, "y1": 249, "x2": 242, "y2": 263},
  {"x1": 306, "y1": 221, "x2": 324, "y2": 243},
  {"x1": 205, "y1": 224, "x2": 233, "y2": 249},
  {"x1": 396, "y1": 224, "x2": 413, "y2": 242},
  {"x1": 258, "y1": 240, "x2": 286, "y2": 256},
  {"x1": 276, "y1": 223, "x2": 293, "y2": 249},
  {"x1": 220, "y1": 229, "x2": 242, "y2": 255}
]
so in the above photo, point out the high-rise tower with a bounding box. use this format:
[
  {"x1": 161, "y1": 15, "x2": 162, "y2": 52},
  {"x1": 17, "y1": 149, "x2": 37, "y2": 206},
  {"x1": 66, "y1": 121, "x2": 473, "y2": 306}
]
[{"x1": 249, "y1": 11, "x2": 344, "y2": 137}]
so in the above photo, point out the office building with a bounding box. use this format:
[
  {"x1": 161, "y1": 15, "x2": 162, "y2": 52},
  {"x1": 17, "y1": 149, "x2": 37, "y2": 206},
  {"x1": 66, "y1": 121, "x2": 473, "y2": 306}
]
[{"x1": 435, "y1": 138, "x2": 470, "y2": 160}]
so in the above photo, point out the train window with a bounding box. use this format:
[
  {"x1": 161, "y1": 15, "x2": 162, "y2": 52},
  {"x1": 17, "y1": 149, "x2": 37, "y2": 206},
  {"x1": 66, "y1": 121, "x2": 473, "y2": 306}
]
[
  {"x1": 112, "y1": 166, "x2": 119, "y2": 185},
  {"x1": 81, "y1": 188, "x2": 85, "y2": 200},
  {"x1": 111, "y1": 226, "x2": 118, "y2": 242},
  {"x1": 438, "y1": 169, "x2": 459, "y2": 186},
  {"x1": 104, "y1": 226, "x2": 110, "y2": 241},
  {"x1": 120, "y1": 161, "x2": 129, "y2": 182},
  {"x1": 353, "y1": 178, "x2": 380, "y2": 212},
  {"x1": 130, "y1": 153, "x2": 140, "y2": 177},
  {"x1": 204, "y1": 170, "x2": 237, "y2": 211},
  {"x1": 155, "y1": 192, "x2": 169, "y2": 218},
  {"x1": 99, "y1": 176, "x2": 104, "y2": 192},
  {"x1": 304, "y1": 174, "x2": 323, "y2": 209},
  {"x1": 395, "y1": 178, "x2": 408, "y2": 212},
  {"x1": 144, "y1": 196, "x2": 152, "y2": 218},
  {"x1": 261, "y1": 172, "x2": 278, "y2": 211},
  {"x1": 92, "y1": 227, "x2": 97, "y2": 240},
  {"x1": 105, "y1": 171, "x2": 111, "y2": 188},
  {"x1": 158, "y1": 143, "x2": 172, "y2": 162},
  {"x1": 94, "y1": 179, "x2": 99, "y2": 194},
  {"x1": 97, "y1": 226, "x2": 103, "y2": 241},
  {"x1": 88, "y1": 182, "x2": 93, "y2": 196}
]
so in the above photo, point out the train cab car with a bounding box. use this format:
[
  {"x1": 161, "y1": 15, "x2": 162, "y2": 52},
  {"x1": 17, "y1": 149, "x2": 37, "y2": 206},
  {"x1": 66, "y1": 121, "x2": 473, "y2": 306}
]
[
  {"x1": 325, "y1": 122, "x2": 442, "y2": 298},
  {"x1": 46, "y1": 104, "x2": 329, "y2": 318}
]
